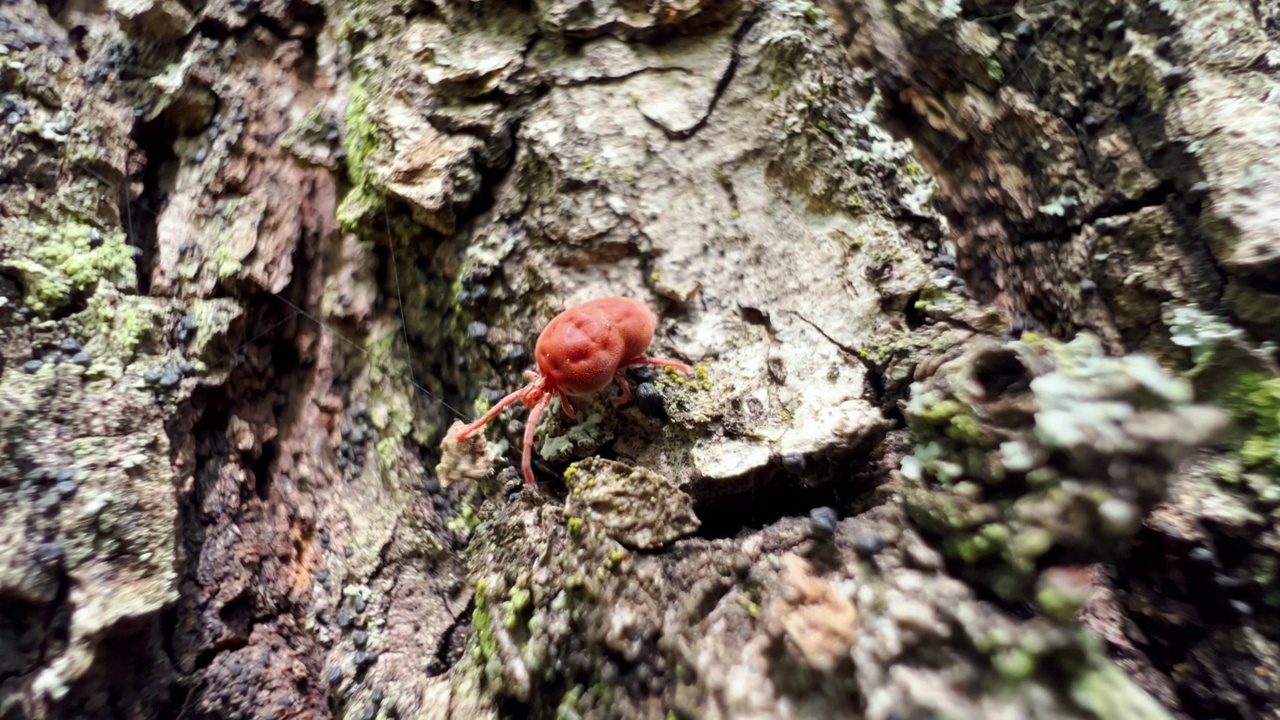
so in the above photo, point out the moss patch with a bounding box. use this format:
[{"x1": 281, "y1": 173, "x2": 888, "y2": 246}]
[
  {"x1": 4, "y1": 218, "x2": 137, "y2": 314},
  {"x1": 1225, "y1": 374, "x2": 1280, "y2": 474},
  {"x1": 336, "y1": 81, "x2": 385, "y2": 233}
]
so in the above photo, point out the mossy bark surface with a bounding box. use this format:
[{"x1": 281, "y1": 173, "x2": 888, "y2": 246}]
[{"x1": 1, "y1": 0, "x2": 1278, "y2": 718}]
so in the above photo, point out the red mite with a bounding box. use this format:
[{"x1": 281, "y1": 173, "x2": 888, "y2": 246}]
[{"x1": 454, "y1": 297, "x2": 691, "y2": 485}]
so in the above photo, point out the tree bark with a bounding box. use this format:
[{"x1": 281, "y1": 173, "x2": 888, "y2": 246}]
[{"x1": 1, "y1": 0, "x2": 1278, "y2": 718}]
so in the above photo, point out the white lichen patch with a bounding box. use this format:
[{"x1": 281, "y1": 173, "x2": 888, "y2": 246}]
[
  {"x1": 437, "y1": 420, "x2": 493, "y2": 488},
  {"x1": 537, "y1": 396, "x2": 617, "y2": 466},
  {"x1": 563, "y1": 457, "x2": 700, "y2": 550}
]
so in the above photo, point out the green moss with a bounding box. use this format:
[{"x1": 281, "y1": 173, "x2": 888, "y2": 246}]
[
  {"x1": 1226, "y1": 374, "x2": 1280, "y2": 473},
  {"x1": 336, "y1": 81, "x2": 386, "y2": 232},
  {"x1": 1070, "y1": 664, "x2": 1173, "y2": 720},
  {"x1": 589, "y1": 679, "x2": 613, "y2": 706},
  {"x1": 1168, "y1": 305, "x2": 1280, "y2": 488},
  {"x1": 1008, "y1": 527, "x2": 1052, "y2": 559},
  {"x1": 605, "y1": 548, "x2": 627, "y2": 569},
  {"x1": 1036, "y1": 585, "x2": 1081, "y2": 622},
  {"x1": 555, "y1": 685, "x2": 584, "y2": 720},
  {"x1": 364, "y1": 321, "x2": 418, "y2": 470},
  {"x1": 447, "y1": 502, "x2": 481, "y2": 532},
  {"x1": 984, "y1": 58, "x2": 1005, "y2": 83},
  {"x1": 472, "y1": 583, "x2": 498, "y2": 663},
  {"x1": 993, "y1": 648, "x2": 1035, "y2": 680},
  {"x1": 504, "y1": 586, "x2": 532, "y2": 629},
  {"x1": 907, "y1": 390, "x2": 996, "y2": 449},
  {"x1": 913, "y1": 284, "x2": 966, "y2": 318},
  {"x1": 946, "y1": 532, "x2": 998, "y2": 564},
  {"x1": 946, "y1": 413, "x2": 985, "y2": 444},
  {"x1": 7, "y1": 219, "x2": 136, "y2": 313},
  {"x1": 509, "y1": 586, "x2": 531, "y2": 612},
  {"x1": 79, "y1": 288, "x2": 166, "y2": 362},
  {"x1": 912, "y1": 397, "x2": 963, "y2": 425}
]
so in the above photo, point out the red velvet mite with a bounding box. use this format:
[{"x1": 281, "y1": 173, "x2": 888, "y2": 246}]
[{"x1": 454, "y1": 297, "x2": 690, "y2": 485}]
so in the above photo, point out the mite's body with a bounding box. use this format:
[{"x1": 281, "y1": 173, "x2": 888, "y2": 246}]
[{"x1": 454, "y1": 297, "x2": 690, "y2": 485}]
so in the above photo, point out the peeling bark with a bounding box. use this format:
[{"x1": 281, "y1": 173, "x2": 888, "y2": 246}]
[{"x1": 2, "y1": 0, "x2": 1280, "y2": 718}]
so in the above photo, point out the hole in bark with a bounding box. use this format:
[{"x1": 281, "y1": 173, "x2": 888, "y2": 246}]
[
  {"x1": 902, "y1": 290, "x2": 925, "y2": 329},
  {"x1": 971, "y1": 348, "x2": 1030, "y2": 398},
  {"x1": 271, "y1": 334, "x2": 301, "y2": 376},
  {"x1": 68, "y1": 26, "x2": 89, "y2": 61},
  {"x1": 0, "y1": 595, "x2": 61, "y2": 684},
  {"x1": 253, "y1": 439, "x2": 278, "y2": 500},
  {"x1": 692, "y1": 463, "x2": 857, "y2": 541},
  {"x1": 129, "y1": 117, "x2": 178, "y2": 296},
  {"x1": 158, "y1": 607, "x2": 187, "y2": 706},
  {"x1": 496, "y1": 697, "x2": 533, "y2": 720},
  {"x1": 48, "y1": 290, "x2": 90, "y2": 322},
  {"x1": 426, "y1": 605, "x2": 472, "y2": 677}
]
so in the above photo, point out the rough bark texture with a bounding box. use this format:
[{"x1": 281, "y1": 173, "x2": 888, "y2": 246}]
[{"x1": 1, "y1": 0, "x2": 1279, "y2": 718}]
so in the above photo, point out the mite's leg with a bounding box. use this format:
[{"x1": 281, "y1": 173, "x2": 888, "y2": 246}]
[
  {"x1": 454, "y1": 384, "x2": 532, "y2": 440},
  {"x1": 558, "y1": 394, "x2": 576, "y2": 418},
  {"x1": 521, "y1": 393, "x2": 552, "y2": 486},
  {"x1": 622, "y1": 356, "x2": 692, "y2": 374},
  {"x1": 611, "y1": 371, "x2": 633, "y2": 406}
]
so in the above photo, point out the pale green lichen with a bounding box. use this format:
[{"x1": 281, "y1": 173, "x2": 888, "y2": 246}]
[
  {"x1": 539, "y1": 410, "x2": 608, "y2": 462},
  {"x1": 447, "y1": 502, "x2": 481, "y2": 533},
  {"x1": 4, "y1": 219, "x2": 136, "y2": 313},
  {"x1": 279, "y1": 105, "x2": 336, "y2": 166},
  {"x1": 1070, "y1": 663, "x2": 1174, "y2": 720},
  {"x1": 1166, "y1": 304, "x2": 1280, "y2": 476},
  {"x1": 562, "y1": 458, "x2": 699, "y2": 550},
  {"x1": 82, "y1": 291, "x2": 165, "y2": 360},
  {"x1": 903, "y1": 334, "x2": 1226, "y2": 600},
  {"x1": 365, "y1": 321, "x2": 418, "y2": 470},
  {"x1": 183, "y1": 299, "x2": 243, "y2": 360}
]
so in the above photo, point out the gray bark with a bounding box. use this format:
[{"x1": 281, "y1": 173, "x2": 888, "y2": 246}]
[{"x1": 1, "y1": 0, "x2": 1278, "y2": 718}]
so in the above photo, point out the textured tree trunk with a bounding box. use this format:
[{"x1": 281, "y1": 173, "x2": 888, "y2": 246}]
[{"x1": 2, "y1": 0, "x2": 1278, "y2": 718}]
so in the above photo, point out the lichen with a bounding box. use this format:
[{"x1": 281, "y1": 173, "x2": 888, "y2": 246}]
[
  {"x1": 73, "y1": 286, "x2": 170, "y2": 371},
  {"x1": 447, "y1": 502, "x2": 481, "y2": 533},
  {"x1": 902, "y1": 334, "x2": 1227, "y2": 600},
  {"x1": 1070, "y1": 663, "x2": 1175, "y2": 720},
  {"x1": 182, "y1": 298, "x2": 244, "y2": 361},
  {"x1": 3, "y1": 217, "x2": 137, "y2": 314},
  {"x1": 562, "y1": 458, "x2": 699, "y2": 550},
  {"x1": 1165, "y1": 303, "x2": 1280, "y2": 480},
  {"x1": 364, "y1": 320, "x2": 418, "y2": 471}
]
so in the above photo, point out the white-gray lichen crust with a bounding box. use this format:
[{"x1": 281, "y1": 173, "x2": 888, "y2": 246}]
[{"x1": 563, "y1": 457, "x2": 700, "y2": 549}]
